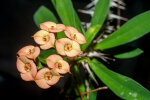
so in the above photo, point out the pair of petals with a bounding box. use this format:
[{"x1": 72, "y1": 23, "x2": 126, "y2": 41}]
[
  {"x1": 35, "y1": 68, "x2": 61, "y2": 89},
  {"x1": 40, "y1": 21, "x2": 65, "y2": 33},
  {"x1": 46, "y1": 55, "x2": 70, "y2": 74},
  {"x1": 16, "y1": 56, "x2": 37, "y2": 81},
  {"x1": 33, "y1": 30, "x2": 55, "y2": 50},
  {"x1": 64, "y1": 27, "x2": 86, "y2": 44},
  {"x1": 17, "y1": 45, "x2": 40, "y2": 60},
  {"x1": 56, "y1": 38, "x2": 81, "y2": 57}
]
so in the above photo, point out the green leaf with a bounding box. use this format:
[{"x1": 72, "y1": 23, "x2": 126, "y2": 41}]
[
  {"x1": 81, "y1": 25, "x2": 101, "y2": 51},
  {"x1": 56, "y1": 31, "x2": 67, "y2": 39},
  {"x1": 33, "y1": 6, "x2": 58, "y2": 28},
  {"x1": 94, "y1": 11, "x2": 150, "y2": 50},
  {"x1": 51, "y1": 0, "x2": 56, "y2": 7},
  {"x1": 38, "y1": 49, "x2": 57, "y2": 64},
  {"x1": 55, "y1": 0, "x2": 84, "y2": 33},
  {"x1": 91, "y1": 0, "x2": 110, "y2": 26},
  {"x1": 37, "y1": 61, "x2": 43, "y2": 70},
  {"x1": 88, "y1": 59, "x2": 150, "y2": 100},
  {"x1": 114, "y1": 48, "x2": 143, "y2": 59}
]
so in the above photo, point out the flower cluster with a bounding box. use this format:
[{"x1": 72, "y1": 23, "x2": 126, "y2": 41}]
[{"x1": 16, "y1": 21, "x2": 86, "y2": 89}]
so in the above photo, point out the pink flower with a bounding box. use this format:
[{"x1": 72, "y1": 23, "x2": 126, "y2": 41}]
[
  {"x1": 16, "y1": 56, "x2": 37, "y2": 81},
  {"x1": 35, "y1": 68, "x2": 61, "y2": 89},
  {"x1": 40, "y1": 21, "x2": 65, "y2": 33},
  {"x1": 56, "y1": 38, "x2": 81, "y2": 57},
  {"x1": 64, "y1": 26, "x2": 86, "y2": 44},
  {"x1": 33, "y1": 30, "x2": 55, "y2": 50},
  {"x1": 17, "y1": 45, "x2": 40, "y2": 59},
  {"x1": 46, "y1": 55, "x2": 70, "y2": 74}
]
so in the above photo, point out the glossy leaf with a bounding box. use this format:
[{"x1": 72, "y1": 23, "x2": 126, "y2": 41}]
[
  {"x1": 33, "y1": 6, "x2": 58, "y2": 28},
  {"x1": 55, "y1": 0, "x2": 84, "y2": 33},
  {"x1": 114, "y1": 48, "x2": 143, "y2": 59},
  {"x1": 94, "y1": 11, "x2": 150, "y2": 50},
  {"x1": 88, "y1": 59, "x2": 150, "y2": 100},
  {"x1": 91, "y1": 0, "x2": 110, "y2": 26},
  {"x1": 38, "y1": 49, "x2": 57, "y2": 64},
  {"x1": 81, "y1": 25, "x2": 101, "y2": 51}
]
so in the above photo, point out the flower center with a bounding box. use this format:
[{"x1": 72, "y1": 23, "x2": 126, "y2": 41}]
[
  {"x1": 55, "y1": 62, "x2": 62, "y2": 69},
  {"x1": 24, "y1": 63, "x2": 31, "y2": 72},
  {"x1": 44, "y1": 72, "x2": 53, "y2": 80},
  {"x1": 49, "y1": 25, "x2": 56, "y2": 30},
  {"x1": 70, "y1": 33, "x2": 77, "y2": 40},
  {"x1": 28, "y1": 48, "x2": 34, "y2": 55},
  {"x1": 64, "y1": 43, "x2": 72, "y2": 51},
  {"x1": 43, "y1": 35, "x2": 50, "y2": 42}
]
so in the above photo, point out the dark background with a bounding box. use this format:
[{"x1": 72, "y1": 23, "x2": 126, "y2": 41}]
[{"x1": 0, "y1": 0, "x2": 150, "y2": 99}]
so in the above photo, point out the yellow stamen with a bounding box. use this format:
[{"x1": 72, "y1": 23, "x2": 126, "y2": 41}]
[
  {"x1": 43, "y1": 35, "x2": 50, "y2": 42},
  {"x1": 64, "y1": 43, "x2": 72, "y2": 52},
  {"x1": 24, "y1": 63, "x2": 31, "y2": 72},
  {"x1": 55, "y1": 62, "x2": 62, "y2": 69},
  {"x1": 44, "y1": 72, "x2": 53, "y2": 80}
]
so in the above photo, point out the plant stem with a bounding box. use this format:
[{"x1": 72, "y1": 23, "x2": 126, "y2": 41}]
[{"x1": 81, "y1": 86, "x2": 108, "y2": 96}]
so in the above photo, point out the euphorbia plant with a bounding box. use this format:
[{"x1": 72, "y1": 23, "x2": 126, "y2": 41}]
[{"x1": 16, "y1": 0, "x2": 150, "y2": 100}]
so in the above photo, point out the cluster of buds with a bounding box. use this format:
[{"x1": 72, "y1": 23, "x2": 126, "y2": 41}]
[{"x1": 16, "y1": 21, "x2": 86, "y2": 89}]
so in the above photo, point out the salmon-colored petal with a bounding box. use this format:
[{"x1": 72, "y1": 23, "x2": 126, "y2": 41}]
[
  {"x1": 35, "y1": 68, "x2": 50, "y2": 80},
  {"x1": 40, "y1": 21, "x2": 56, "y2": 32},
  {"x1": 35, "y1": 79, "x2": 51, "y2": 89},
  {"x1": 33, "y1": 30, "x2": 49, "y2": 45},
  {"x1": 75, "y1": 32, "x2": 86, "y2": 44},
  {"x1": 46, "y1": 59, "x2": 55, "y2": 69},
  {"x1": 46, "y1": 54, "x2": 63, "y2": 63},
  {"x1": 20, "y1": 73, "x2": 34, "y2": 81},
  {"x1": 56, "y1": 38, "x2": 72, "y2": 56},
  {"x1": 64, "y1": 27, "x2": 78, "y2": 40},
  {"x1": 40, "y1": 33, "x2": 55, "y2": 50},
  {"x1": 30, "y1": 61, "x2": 37, "y2": 78},
  {"x1": 17, "y1": 45, "x2": 40, "y2": 59},
  {"x1": 28, "y1": 46, "x2": 40, "y2": 59},
  {"x1": 65, "y1": 41, "x2": 81, "y2": 57},
  {"x1": 64, "y1": 26, "x2": 78, "y2": 34},
  {"x1": 17, "y1": 45, "x2": 34, "y2": 57},
  {"x1": 55, "y1": 60, "x2": 70, "y2": 74},
  {"x1": 52, "y1": 24, "x2": 66, "y2": 32},
  {"x1": 16, "y1": 57, "x2": 26, "y2": 73},
  {"x1": 47, "y1": 76, "x2": 60, "y2": 85},
  {"x1": 46, "y1": 55, "x2": 63, "y2": 68}
]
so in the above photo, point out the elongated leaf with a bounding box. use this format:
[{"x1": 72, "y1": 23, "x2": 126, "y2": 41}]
[
  {"x1": 38, "y1": 49, "x2": 57, "y2": 64},
  {"x1": 55, "y1": 0, "x2": 84, "y2": 33},
  {"x1": 94, "y1": 11, "x2": 150, "y2": 50},
  {"x1": 33, "y1": 6, "x2": 58, "y2": 28},
  {"x1": 88, "y1": 59, "x2": 150, "y2": 100},
  {"x1": 114, "y1": 48, "x2": 143, "y2": 59},
  {"x1": 81, "y1": 25, "x2": 101, "y2": 51},
  {"x1": 51, "y1": 0, "x2": 56, "y2": 7},
  {"x1": 91, "y1": 0, "x2": 110, "y2": 26}
]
